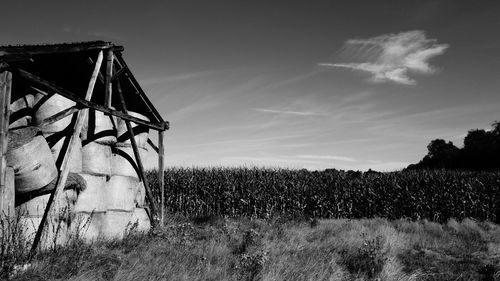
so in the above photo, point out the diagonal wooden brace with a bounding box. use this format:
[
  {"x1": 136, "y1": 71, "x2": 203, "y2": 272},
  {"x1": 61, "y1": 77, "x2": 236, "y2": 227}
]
[{"x1": 29, "y1": 50, "x2": 104, "y2": 258}]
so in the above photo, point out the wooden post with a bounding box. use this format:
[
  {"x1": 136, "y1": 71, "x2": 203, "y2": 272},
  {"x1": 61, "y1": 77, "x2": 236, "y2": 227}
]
[
  {"x1": 147, "y1": 138, "x2": 159, "y2": 154},
  {"x1": 158, "y1": 130, "x2": 165, "y2": 226},
  {"x1": 115, "y1": 79, "x2": 159, "y2": 225},
  {"x1": 104, "y1": 49, "x2": 113, "y2": 108},
  {"x1": 0, "y1": 71, "x2": 12, "y2": 218},
  {"x1": 29, "y1": 51, "x2": 103, "y2": 258}
]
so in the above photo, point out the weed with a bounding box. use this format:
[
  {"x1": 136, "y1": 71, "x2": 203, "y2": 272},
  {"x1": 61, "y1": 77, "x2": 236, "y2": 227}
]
[{"x1": 343, "y1": 234, "x2": 387, "y2": 278}]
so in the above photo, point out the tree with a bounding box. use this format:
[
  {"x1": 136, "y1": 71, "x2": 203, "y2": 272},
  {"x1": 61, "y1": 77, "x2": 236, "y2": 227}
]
[
  {"x1": 462, "y1": 129, "x2": 496, "y2": 170},
  {"x1": 408, "y1": 121, "x2": 500, "y2": 171},
  {"x1": 425, "y1": 139, "x2": 459, "y2": 169}
]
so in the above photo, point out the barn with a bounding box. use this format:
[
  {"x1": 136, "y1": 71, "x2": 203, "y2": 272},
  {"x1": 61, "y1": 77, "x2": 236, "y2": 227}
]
[{"x1": 0, "y1": 41, "x2": 168, "y2": 253}]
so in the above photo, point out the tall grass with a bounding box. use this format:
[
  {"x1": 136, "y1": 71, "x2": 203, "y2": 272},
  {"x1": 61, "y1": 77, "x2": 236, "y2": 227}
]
[
  {"x1": 147, "y1": 168, "x2": 500, "y2": 222},
  {"x1": 7, "y1": 217, "x2": 500, "y2": 280}
]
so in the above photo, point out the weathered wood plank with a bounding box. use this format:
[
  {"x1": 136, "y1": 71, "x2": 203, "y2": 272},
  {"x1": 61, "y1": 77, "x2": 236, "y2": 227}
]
[
  {"x1": 104, "y1": 49, "x2": 114, "y2": 107},
  {"x1": 111, "y1": 67, "x2": 126, "y2": 82},
  {"x1": 158, "y1": 130, "x2": 165, "y2": 226},
  {"x1": 116, "y1": 79, "x2": 159, "y2": 226},
  {"x1": 36, "y1": 105, "x2": 79, "y2": 128},
  {"x1": 0, "y1": 42, "x2": 123, "y2": 58},
  {"x1": 0, "y1": 73, "x2": 6, "y2": 189},
  {"x1": 87, "y1": 57, "x2": 105, "y2": 83},
  {"x1": 30, "y1": 51, "x2": 103, "y2": 258},
  {"x1": 147, "y1": 138, "x2": 159, "y2": 154},
  {"x1": 0, "y1": 71, "x2": 12, "y2": 200}
]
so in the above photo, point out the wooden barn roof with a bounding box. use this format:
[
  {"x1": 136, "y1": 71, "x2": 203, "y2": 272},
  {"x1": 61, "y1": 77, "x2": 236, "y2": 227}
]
[
  {"x1": 0, "y1": 41, "x2": 166, "y2": 130},
  {"x1": 0, "y1": 41, "x2": 123, "y2": 61}
]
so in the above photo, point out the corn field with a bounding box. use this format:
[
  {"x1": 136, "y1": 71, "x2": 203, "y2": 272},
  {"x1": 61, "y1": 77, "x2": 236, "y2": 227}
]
[{"x1": 146, "y1": 168, "x2": 500, "y2": 223}]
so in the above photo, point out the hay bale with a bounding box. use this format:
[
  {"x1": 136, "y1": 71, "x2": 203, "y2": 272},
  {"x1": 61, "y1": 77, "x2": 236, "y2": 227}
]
[
  {"x1": 73, "y1": 173, "x2": 106, "y2": 213},
  {"x1": 110, "y1": 144, "x2": 148, "y2": 178},
  {"x1": 9, "y1": 94, "x2": 34, "y2": 129},
  {"x1": 105, "y1": 175, "x2": 138, "y2": 212},
  {"x1": 7, "y1": 126, "x2": 38, "y2": 149},
  {"x1": 19, "y1": 216, "x2": 69, "y2": 249},
  {"x1": 7, "y1": 130, "x2": 58, "y2": 194},
  {"x1": 129, "y1": 208, "x2": 151, "y2": 233},
  {"x1": 16, "y1": 190, "x2": 77, "y2": 220},
  {"x1": 44, "y1": 132, "x2": 83, "y2": 173},
  {"x1": 116, "y1": 112, "x2": 149, "y2": 148},
  {"x1": 19, "y1": 172, "x2": 87, "y2": 199},
  {"x1": 69, "y1": 212, "x2": 104, "y2": 242},
  {"x1": 82, "y1": 142, "x2": 111, "y2": 176},
  {"x1": 135, "y1": 181, "x2": 146, "y2": 207},
  {"x1": 33, "y1": 94, "x2": 76, "y2": 133},
  {"x1": 81, "y1": 109, "x2": 117, "y2": 145},
  {"x1": 101, "y1": 210, "x2": 133, "y2": 240}
]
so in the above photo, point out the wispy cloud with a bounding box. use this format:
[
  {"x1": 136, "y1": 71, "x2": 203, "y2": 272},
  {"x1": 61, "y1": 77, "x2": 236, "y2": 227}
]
[
  {"x1": 140, "y1": 70, "x2": 225, "y2": 86},
  {"x1": 319, "y1": 30, "x2": 449, "y2": 85},
  {"x1": 219, "y1": 156, "x2": 329, "y2": 169},
  {"x1": 297, "y1": 154, "x2": 357, "y2": 162},
  {"x1": 170, "y1": 134, "x2": 310, "y2": 149},
  {"x1": 167, "y1": 98, "x2": 223, "y2": 121},
  {"x1": 252, "y1": 108, "x2": 325, "y2": 116}
]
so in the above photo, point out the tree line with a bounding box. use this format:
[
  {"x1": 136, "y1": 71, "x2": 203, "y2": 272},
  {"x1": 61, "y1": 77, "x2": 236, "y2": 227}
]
[{"x1": 407, "y1": 121, "x2": 500, "y2": 171}]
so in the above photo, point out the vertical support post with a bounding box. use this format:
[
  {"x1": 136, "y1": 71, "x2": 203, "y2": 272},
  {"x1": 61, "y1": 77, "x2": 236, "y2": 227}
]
[
  {"x1": 115, "y1": 79, "x2": 159, "y2": 225},
  {"x1": 104, "y1": 49, "x2": 114, "y2": 108},
  {"x1": 158, "y1": 130, "x2": 165, "y2": 226},
  {"x1": 0, "y1": 71, "x2": 12, "y2": 218},
  {"x1": 29, "y1": 51, "x2": 103, "y2": 258}
]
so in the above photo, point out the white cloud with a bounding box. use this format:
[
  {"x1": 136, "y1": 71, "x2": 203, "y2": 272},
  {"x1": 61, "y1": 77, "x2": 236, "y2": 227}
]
[
  {"x1": 140, "y1": 70, "x2": 221, "y2": 86},
  {"x1": 252, "y1": 108, "x2": 325, "y2": 116},
  {"x1": 296, "y1": 154, "x2": 357, "y2": 162},
  {"x1": 319, "y1": 30, "x2": 449, "y2": 85}
]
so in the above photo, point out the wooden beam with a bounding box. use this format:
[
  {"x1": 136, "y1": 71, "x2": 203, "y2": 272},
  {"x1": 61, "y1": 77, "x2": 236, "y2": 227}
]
[
  {"x1": 15, "y1": 68, "x2": 167, "y2": 131},
  {"x1": 147, "y1": 138, "x2": 159, "y2": 154},
  {"x1": 116, "y1": 79, "x2": 159, "y2": 226},
  {"x1": 111, "y1": 67, "x2": 126, "y2": 82},
  {"x1": 113, "y1": 54, "x2": 165, "y2": 124},
  {"x1": 30, "y1": 51, "x2": 103, "y2": 258},
  {"x1": 158, "y1": 130, "x2": 165, "y2": 226},
  {"x1": 87, "y1": 57, "x2": 104, "y2": 83},
  {"x1": 0, "y1": 41, "x2": 123, "y2": 59},
  {"x1": 104, "y1": 49, "x2": 113, "y2": 107},
  {"x1": 0, "y1": 71, "x2": 12, "y2": 216},
  {"x1": 36, "y1": 105, "x2": 79, "y2": 128}
]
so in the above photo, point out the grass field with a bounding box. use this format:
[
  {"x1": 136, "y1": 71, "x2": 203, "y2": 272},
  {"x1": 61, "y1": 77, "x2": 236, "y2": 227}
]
[
  {"x1": 4, "y1": 216, "x2": 500, "y2": 280},
  {"x1": 3, "y1": 167, "x2": 500, "y2": 280}
]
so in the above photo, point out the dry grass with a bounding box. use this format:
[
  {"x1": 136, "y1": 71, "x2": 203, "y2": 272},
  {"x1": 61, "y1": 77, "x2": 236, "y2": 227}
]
[{"x1": 3, "y1": 216, "x2": 500, "y2": 280}]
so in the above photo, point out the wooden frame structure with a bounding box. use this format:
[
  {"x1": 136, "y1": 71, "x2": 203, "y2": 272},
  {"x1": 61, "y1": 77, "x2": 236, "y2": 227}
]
[
  {"x1": 0, "y1": 41, "x2": 168, "y2": 255},
  {"x1": 0, "y1": 71, "x2": 12, "y2": 218}
]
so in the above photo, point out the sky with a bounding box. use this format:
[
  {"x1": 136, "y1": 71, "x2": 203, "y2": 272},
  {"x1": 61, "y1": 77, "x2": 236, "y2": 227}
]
[{"x1": 1, "y1": 0, "x2": 500, "y2": 171}]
